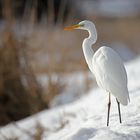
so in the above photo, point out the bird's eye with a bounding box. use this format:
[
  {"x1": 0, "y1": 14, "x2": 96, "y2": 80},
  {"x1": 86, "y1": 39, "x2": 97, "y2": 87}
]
[{"x1": 80, "y1": 23, "x2": 84, "y2": 27}]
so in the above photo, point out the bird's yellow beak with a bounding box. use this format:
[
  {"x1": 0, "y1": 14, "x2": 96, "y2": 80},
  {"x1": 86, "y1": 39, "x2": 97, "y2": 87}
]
[{"x1": 64, "y1": 24, "x2": 81, "y2": 30}]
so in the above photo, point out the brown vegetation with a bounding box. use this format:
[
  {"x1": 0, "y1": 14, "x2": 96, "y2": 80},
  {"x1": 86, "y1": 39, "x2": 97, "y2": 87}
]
[
  {"x1": 0, "y1": 30, "x2": 49, "y2": 125},
  {"x1": 0, "y1": 0, "x2": 72, "y2": 126}
]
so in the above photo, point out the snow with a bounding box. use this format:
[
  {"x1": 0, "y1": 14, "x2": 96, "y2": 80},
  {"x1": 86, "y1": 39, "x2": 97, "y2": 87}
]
[{"x1": 1, "y1": 56, "x2": 140, "y2": 140}]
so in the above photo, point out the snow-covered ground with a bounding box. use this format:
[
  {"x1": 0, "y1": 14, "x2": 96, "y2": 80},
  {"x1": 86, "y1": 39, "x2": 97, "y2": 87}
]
[{"x1": 1, "y1": 56, "x2": 140, "y2": 140}]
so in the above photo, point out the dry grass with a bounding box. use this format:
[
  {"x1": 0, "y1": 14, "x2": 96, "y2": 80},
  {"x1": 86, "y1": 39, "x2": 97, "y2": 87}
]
[
  {"x1": 0, "y1": 30, "x2": 50, "y2": 125},
  {"x1": 43, "y1": 73, "x2": 66, "y2": 107},
  {"x1": 0, "y1": 0, "x2": 76, "y2": 126}
]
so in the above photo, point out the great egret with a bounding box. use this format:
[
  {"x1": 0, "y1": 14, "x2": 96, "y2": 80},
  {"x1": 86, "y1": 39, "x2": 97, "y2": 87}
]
[{"x1": 64, "y1": 20, "x2": 130, "y2": 126}]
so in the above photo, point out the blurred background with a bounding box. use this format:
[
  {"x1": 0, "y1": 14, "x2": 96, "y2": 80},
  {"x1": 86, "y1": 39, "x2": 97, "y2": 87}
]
[{"x1": 0, "y1": 0, "x2": 140, "y2": 127}]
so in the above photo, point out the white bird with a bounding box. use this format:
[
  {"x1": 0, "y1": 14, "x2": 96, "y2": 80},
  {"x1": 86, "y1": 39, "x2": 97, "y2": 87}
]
[{"x1": 64, "y1": 20, "x2": 130, "y2": 126}]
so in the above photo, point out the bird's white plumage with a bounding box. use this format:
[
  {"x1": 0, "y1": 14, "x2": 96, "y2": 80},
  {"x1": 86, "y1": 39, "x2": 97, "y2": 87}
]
[
  {"x1": 64, "y1": 20, "x2": 129, "y2": 106},
  {"x1": 92, "y1": 46, "x2": 129, "y2": 105},
  {"x1": 79, "y1": 20, "x2": 129, "y2": 106}
]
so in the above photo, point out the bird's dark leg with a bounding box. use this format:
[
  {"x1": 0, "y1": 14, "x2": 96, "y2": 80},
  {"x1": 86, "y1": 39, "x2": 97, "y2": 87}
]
[
  {"x1": 107, "y1": 93, "x2": 111, "y2": 126},
  {"x1": 116, "y1": 98, "x2": 122, "y2": 124}
]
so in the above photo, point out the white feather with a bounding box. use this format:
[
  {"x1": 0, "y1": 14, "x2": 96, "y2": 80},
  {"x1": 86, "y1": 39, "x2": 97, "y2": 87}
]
[{"x1": 93, "y1": 46, "x2": 129, "y2": 105}]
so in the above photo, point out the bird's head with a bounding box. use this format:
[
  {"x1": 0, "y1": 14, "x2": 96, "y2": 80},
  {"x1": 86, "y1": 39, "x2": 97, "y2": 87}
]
[{"x1": 64, "y1": 20, "x2": 94, "y2": 31}]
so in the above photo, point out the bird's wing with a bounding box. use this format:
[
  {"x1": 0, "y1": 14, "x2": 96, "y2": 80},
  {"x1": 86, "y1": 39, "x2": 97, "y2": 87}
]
[{"x1": 93, "y1": 46, "x2": 129, "y2": 105}]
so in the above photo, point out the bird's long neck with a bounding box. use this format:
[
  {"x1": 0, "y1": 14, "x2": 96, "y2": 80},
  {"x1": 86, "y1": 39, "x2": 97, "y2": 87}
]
[{"x1": 82, "y1": 27, "x2": 97, "y2": 72}]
